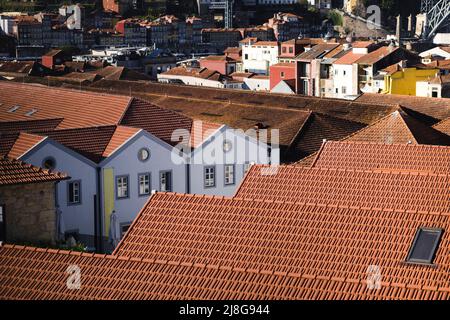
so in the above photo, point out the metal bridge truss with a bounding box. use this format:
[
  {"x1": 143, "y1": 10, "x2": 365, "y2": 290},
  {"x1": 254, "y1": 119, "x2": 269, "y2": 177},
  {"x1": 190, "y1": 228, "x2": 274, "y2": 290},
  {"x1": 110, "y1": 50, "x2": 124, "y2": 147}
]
[{"x1": 422, "y1": 0, "x2": 450, "y2": 38}]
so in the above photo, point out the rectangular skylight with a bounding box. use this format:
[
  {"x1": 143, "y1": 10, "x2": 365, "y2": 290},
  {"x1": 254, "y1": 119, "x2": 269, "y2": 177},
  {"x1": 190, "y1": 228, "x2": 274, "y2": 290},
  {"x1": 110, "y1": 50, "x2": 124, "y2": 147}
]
[
  {"x1": 406, "y1": 228, "x2": 443, "y2": 265},
  {"x1": 8, "y1": 105, "x2": 20, "y2": 113},
  {"x1": 25, "y1": 109, "x2": 38, "y2": 116}
]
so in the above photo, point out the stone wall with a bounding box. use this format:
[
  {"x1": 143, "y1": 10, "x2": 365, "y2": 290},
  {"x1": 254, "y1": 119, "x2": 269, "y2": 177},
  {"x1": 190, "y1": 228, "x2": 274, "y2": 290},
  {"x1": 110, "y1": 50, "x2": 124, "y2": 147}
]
[{"x1": 0, "y1": 181, "x2": 57, "y2": 245}]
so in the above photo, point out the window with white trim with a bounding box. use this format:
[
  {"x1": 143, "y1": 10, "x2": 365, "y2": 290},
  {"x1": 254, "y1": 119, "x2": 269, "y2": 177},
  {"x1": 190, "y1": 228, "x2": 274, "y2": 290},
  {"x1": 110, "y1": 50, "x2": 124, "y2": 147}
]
[
  {"x1": 224, "y1": 164, "x2": 235, "y2": 185},
  {"x1": 116, "y1": 176, "x2": 129, "y2": 199},
  {"x1": 138, "y1": 173, "x2": 150, "y2": 196},
  {"x1": 68, "y1": 181, "x2": 81, "y2": 204},
  {"x1": 204, "y1": 166, "x2": 215, "y2": 188}
]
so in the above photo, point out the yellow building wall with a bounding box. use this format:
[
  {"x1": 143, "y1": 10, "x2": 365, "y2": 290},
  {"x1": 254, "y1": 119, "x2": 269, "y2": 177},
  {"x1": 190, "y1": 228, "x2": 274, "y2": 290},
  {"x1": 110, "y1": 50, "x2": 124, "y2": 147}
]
[
  {"x1": 383, "y1": 68, "x2": 438, "y2": 96},
  {"x1": 103, "y1": 168, "x2": 114, "y2": 238}
]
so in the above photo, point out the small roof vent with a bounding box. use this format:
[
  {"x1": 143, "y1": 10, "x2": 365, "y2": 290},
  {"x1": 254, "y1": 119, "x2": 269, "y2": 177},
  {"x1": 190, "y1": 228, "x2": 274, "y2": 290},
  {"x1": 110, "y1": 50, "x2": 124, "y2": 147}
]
[{"x1": 25, "y1": 109, "x2": 38, "y2": 117}]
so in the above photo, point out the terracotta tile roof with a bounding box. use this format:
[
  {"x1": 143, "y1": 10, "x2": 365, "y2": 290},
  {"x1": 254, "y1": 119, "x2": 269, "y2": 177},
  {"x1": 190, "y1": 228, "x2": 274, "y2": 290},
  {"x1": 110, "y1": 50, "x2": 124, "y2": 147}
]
[
  {"x1": 296, "y1": 43, "x2": 340, "y2": 61},
  {"x1": 0, "y1": 156, "x2": 68, "y2": 186},
  {"x1": 0, "y1": 82, "x2": 132, "y2": 129},
  {"x1": 356, "y1": 93, "x2": 450, "y2": 122},
  {"x1": 252, "y1": 41, "x2": 279, "y2": 47},
  {"x1": 102, "y1": 126, "x2": 141, "y2": 157},
  {"x1": 333, "y1": 51, "x2": 365, "y2": 65},
  {"x1": 287, "y1": 112, "x2": 366, "y2": 161},
  {"x1": 7, "y1": 132, "x2": 45, "y2": 159},
  {"x1": 352, "y1": 41, "x2": 375, "y2": 48},
  {"x1": 109, "y1": 192, "x2": 450, "y2": 300},
  {"x1": 37, "y1": 125, "x2": 117, "y2": 163},
  {"x1": 91, "y1": 66, "x2": 151, "y2": 81},
  {"x1": 342, "y1": 110, "x2": 450, "y2": 146},
  {"x1": 310, "y1": 140, "x2": 450, "y2": 174},
  {"x1": 3, "y1": 243, "x2": 449, "y2": 300},
  {"x1": 433, "y1": 117, "x2": 450, "y2": 135},
  {"x1": 356, "y1": 46, "x2": 399, "y2": 65},
  {"x1": 35, "y1": 125, "x2": 140, "y2": 163},
  {"x1": 189, "y1": 121, "x2": 222, "y2": 148},
  {"x1": 147, "y1": 96, "x2": 311, "y2": 148},
  {"x1": 0, "y1": 132, "x2": 18, "y2": 157},
  {"x1": 0, "y1": 118, "x2": 63, "y2": 133},
  {"x1": 236, "y1": 165, "x2": 450, "y2": 213},
  {"x1": 120, "y1": 98, "x2": 193, "y2": 146}
]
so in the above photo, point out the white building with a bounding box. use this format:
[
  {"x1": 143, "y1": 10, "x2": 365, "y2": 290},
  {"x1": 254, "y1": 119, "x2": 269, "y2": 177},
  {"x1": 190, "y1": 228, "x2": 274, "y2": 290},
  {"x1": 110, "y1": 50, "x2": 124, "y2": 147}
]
[
  {"x1": 158, "y1": 66, "x2": 228, "y2": 88},
  {"x1": 419, "y1": 46, "x2": 450, "y2": 61},
  {"x1": 0, "y1": 82, "x2": 272, "y2": 251},
  {"x1": 242, "y1": 41, "x2": 280, "y2": 75}
]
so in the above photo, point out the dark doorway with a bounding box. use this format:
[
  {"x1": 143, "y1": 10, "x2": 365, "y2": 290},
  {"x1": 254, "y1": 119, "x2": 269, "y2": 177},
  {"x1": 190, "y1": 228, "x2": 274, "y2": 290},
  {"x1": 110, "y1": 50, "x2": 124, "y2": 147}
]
[{"x1": 0, "y1": 205, "x2": 5, "y2": 242}]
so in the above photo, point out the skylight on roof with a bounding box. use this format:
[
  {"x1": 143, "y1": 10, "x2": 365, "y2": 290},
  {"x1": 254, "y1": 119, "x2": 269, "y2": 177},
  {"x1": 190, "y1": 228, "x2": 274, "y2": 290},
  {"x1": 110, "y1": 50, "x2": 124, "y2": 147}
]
[
  {"x1": 406, "y1": 228, "x2": 443, "y2": 265},
  {"x1": 8, "y1": 105, "x2": 20, "y2": 113},
  {"x1": 25, "y1": 109, "x2": 38, "y2": 117}
]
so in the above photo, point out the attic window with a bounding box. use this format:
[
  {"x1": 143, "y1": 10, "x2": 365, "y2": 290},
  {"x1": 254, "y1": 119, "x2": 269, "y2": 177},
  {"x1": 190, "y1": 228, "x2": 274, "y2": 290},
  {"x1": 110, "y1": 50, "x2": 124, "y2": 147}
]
[
  {"x1": 25, "y1": 109, "x2": 38, "y2": 116},
  {"x1": 406, "y1": 228, "x2": 443, "y2": 265},
  {"x1": 8, "y1": 105, "x2": 20, "y2": 113}
]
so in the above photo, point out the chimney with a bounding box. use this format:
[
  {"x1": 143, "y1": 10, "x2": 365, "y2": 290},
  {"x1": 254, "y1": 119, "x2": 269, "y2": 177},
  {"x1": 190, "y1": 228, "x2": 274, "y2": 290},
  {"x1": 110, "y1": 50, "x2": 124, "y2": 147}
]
[{"x1": 396, "y1": 15, "x2": 402, "y2": 42}]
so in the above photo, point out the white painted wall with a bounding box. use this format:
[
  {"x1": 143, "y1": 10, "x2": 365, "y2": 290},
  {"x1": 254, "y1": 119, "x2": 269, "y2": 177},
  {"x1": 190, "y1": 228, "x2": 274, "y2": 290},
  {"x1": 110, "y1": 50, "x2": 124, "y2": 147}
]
[
  {"x1": 157, "y1": 73, "x2": 225, "y2": 88},
  {"x1": 21, "y1": 140, "x2": 97, "y2": 243},
  {"x1": 244, "y1": 77, "x2": 270, "y2": 91},
  {"x1": 242, "y1": 43, "x2": 279, "y2": 75},
  {"x1": 100, "y1": 132, "x2": 187, "y2": 229},
  {"x1": 333, "y1": 63, "x2": 358, "y2": 99},
  {"x1": 419, "y1": 46, "x2": 450, "y2": 59},
  {"x1": 190, "y1": 126, "x2": 270, "y2": 196}
]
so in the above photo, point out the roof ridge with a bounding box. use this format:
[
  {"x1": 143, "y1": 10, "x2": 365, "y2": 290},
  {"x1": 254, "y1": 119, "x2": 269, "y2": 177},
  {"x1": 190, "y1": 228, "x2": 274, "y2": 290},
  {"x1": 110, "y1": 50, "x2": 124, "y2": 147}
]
[
  {"x1": 249, "y1": 163, "x2": 450, "y2": 178},
  {"x1": 325, "y1": 140, "x2": 450, "y2": 149},
  {"x1": 0, "y1": 81, "x2": 132, "y2": 100},
  {"x1": 1, "y1": 243, "x2": 448, "y2": 295},
  {"x1": 155, "y1": 190, "x2": 450, "y2": 217},
  {"x1": 339, "y1": 110, "x2": 405, "y2": 142}
]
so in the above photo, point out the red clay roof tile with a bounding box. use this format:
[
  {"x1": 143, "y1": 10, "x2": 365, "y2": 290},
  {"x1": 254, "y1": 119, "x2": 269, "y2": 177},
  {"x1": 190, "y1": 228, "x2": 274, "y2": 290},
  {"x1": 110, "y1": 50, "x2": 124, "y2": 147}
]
[
  {"x1": 310, "y1": 141, "x2": 450, "y2": 174},
  {"x1": 0, "y1": 156, "x2": 68, "y2": 185},
  {"x1": 235, "y1": 165, "x2": 449, "y2": 213},
  {"x1": 2, "y1": 243, "x2": 449, "y2": 300}
]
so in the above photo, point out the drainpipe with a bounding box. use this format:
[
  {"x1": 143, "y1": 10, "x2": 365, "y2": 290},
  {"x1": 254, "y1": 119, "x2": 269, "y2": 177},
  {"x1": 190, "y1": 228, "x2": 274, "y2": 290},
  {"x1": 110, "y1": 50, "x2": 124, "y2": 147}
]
[{"x1": 96, "y1": 167, "x2": 103, "y2": 253}]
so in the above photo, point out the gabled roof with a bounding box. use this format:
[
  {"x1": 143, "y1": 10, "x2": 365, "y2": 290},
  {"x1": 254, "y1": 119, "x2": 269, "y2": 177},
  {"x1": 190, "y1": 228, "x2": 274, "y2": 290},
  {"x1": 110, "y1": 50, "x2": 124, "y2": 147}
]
[
  {"x1": 310, "y1": 140, "x2": 450, "y2": 174},
  {"x1": 7, "y1": 132, "x2": 45, "y2": 159},
  {"x1": 333, "y1": 51, "x2": 364, "y2": 65},
  {"x1": 287, "y1": 112, "x2": 366, "y2": 161},
  {"x1": 0, "y1": 82, "x2": 132, "y2": 129},
  {"x1": 0, "y1": 156, "x2": 68, "y2": 186},
  {"x1": 34, "y1": 125, "x2": 140, "y2": 163},
  {"x1": 0, "y1": 118, "x2": 63, "y2": 133},
  {"x1": 356, "y1": 93, "x2": 450, "y2": 122},
  {"x1": 120, "y1": 98, "x2": 193, "y2": 146},
  {"x1": 342, "y1": 109, "x2": 450, "y2": 146},
  {"x1": 355, "y1": 46, "x2": 399, "y2": 65},
  {"x1": 433, "y1": 116, "x2": 450, "y2": 135},
  {"x1": 296, "y1": 43, "x2": 340, "y2": 61}
]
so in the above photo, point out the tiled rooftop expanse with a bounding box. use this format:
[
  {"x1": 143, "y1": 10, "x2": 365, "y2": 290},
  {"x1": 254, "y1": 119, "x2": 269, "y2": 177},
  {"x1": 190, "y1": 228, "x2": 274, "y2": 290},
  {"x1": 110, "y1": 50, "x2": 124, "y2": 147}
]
[
  {"x1": 236, "y1": 166, "x2": 450, "y2": 213},
  {"x1": 310, "y1": 141, "x2": 450, "y2": 174},
  {"x1": 2, "y1": 244, "x2": 448, "y2": 300}
]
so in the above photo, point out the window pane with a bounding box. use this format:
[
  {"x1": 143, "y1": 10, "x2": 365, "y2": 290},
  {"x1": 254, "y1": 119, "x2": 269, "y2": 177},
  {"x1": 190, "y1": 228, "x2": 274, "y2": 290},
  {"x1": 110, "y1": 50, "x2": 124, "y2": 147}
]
[
  {"x1": 225, "y1": 165, "x2": 234, "y2": 185},
  {"x1": 139, "y1": 174, "x2": 150, "y2": 195}
]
